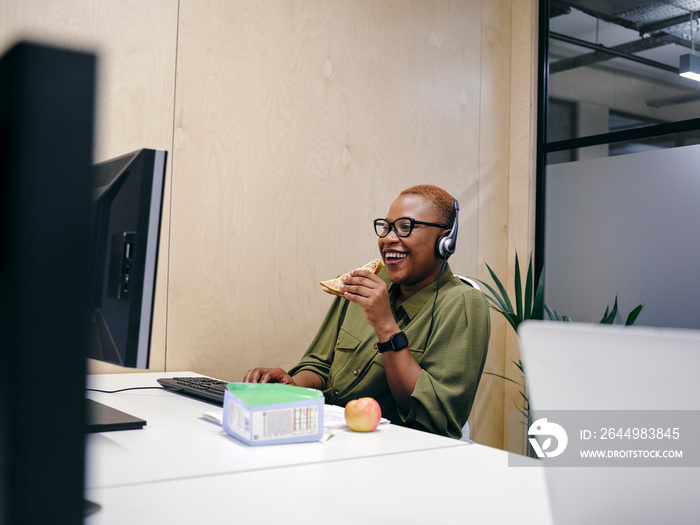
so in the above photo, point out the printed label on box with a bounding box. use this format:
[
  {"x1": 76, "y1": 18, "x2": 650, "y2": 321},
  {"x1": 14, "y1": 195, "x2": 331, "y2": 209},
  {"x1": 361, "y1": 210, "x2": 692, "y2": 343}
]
[
  {"x1": 251, "y1": 405, "x2": 320, "y2": 442},
  {"x1": 226, "y1": 398, "x2": 250, "y2": 437}
]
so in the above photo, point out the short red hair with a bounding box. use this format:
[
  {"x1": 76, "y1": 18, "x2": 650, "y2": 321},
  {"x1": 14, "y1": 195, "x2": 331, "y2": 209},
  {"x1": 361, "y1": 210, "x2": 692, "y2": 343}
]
[{"x1": 400, "y1": 185, "x2": 455, "y2": 225}]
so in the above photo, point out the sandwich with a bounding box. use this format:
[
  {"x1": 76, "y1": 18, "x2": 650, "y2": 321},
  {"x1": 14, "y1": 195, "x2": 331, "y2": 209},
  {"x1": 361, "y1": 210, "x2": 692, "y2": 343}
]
[{"x1": 319, "y1": 259, "x2": 383, "y2": 296}]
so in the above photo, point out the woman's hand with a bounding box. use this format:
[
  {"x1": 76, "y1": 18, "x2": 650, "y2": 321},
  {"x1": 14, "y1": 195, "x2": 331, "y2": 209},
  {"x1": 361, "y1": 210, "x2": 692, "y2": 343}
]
[
  {"x1": 243, "y1": 368, "x2": 323, "y2": 389},
  {"x1": 243, "y1": 367, "x2": 295, "y2": 384},
  {"x1": 342, "y1": 270, "x2": 420, "y2": 412},
  {"x1": 341, "y1": 270, "x2": 398, "y2": 341}
]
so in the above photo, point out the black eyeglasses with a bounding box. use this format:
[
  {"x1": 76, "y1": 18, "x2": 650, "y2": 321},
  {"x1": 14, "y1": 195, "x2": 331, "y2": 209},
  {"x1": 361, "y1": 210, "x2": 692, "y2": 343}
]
[{"x1": 374, "y1": 217, "x2": 449, "y2": 238}]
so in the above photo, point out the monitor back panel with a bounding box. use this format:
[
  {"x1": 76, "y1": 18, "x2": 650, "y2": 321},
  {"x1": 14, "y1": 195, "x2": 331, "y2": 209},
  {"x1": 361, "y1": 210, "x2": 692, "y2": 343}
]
[
  {"x1": 0, "y1": 42, "x2": 95, "y2": 524},
  {"x1": 518, "y1": 321, "x2": 700, "y2": 525}
]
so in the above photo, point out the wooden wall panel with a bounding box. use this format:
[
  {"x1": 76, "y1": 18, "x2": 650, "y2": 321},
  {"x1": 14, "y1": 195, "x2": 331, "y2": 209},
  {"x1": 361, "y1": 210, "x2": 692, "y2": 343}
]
[
  {"x1": 1, "y1": 0, "x2": 179, "y2": 373},
  {"x1": 4, "y1": 0, "x2": 538, "y2": 450},
  {"x1": 504, "y1": 0, "x2": 538, "y2": 453},
  {"x1": 167, "y1": 0, "x2": 490, "y2": 381},
  {"x1": 467, "y1": 0, "x2": 511, "y2": 447}
]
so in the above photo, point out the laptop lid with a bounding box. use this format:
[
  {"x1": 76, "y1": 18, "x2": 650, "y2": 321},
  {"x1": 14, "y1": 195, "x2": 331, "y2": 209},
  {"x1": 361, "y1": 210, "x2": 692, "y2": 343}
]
[{"x1": 518, "y1": 321, "x2": 700, "y2": 525}]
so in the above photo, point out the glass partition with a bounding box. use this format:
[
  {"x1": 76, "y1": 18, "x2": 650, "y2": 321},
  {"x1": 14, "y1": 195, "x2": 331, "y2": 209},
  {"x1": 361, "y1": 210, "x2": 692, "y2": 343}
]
[
  {"x1": 536, "y1": 1, "x2": 700, "y2": 329},
  {"x1": 547, "y1": 0, "x2": 700, "y2": 144}
]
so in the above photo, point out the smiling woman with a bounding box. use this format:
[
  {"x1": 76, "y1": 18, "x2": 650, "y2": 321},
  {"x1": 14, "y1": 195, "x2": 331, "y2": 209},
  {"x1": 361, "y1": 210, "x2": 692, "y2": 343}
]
[
  {"x1": 244, "y1": 185, "x2": 491, "y2": 440},
  {"x1": 378, "y1": 187, "x2": 454, "y2": 303}
]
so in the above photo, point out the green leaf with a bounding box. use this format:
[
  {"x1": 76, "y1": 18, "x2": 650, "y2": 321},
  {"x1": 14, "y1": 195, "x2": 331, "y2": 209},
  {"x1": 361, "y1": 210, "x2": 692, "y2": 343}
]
[
  {"x1": 609, "y1": 296, "x2": 619, "y2": 321},
  {"x1": 478, "y1": 279, "x2": 511, "y2": 313},
  {"x1": 485, "y1": 262, "x2": 514, "y2": 314},
  {"x1": 544, "y1": 303, "x2": 559, "y2": 321},
  {"x1": 600, "y1": 296, "x2": 619, "y2": 324},
  {"x1": 524, "y1": 253, "x2": 534, "y2": 319},
  {"x1": 517, "y1": 407, "x2": 531, "y2": 425},
  {"x1": 502, "y1": 311, "x2": 521, "y2": 333},
  {"x1": 625, "y1": 303, "x2": 644, "y2": 325},
  {"x1": 511, "y1": 359, "x2": 525, "y2": 373},
  {"x1": 514, "y1": 252, "x2": 523, "y2": 320},
  {"x1": 484, "y1": 371, "x2": 524, "y2": 388}
]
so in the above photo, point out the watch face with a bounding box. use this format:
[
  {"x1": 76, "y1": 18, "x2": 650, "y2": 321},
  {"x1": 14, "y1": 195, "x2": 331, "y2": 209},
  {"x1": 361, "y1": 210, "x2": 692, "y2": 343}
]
[
  {"x1": 391, "y1": 332, "x2": 408, "y2": 350},
  {"x1": 376, "y1": 332, "x2": 408, "y2": 352}
]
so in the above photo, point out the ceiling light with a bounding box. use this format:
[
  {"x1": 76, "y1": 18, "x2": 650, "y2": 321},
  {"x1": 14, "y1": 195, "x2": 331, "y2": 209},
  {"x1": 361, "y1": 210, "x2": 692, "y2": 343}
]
[
  {"x1": 680, "y1": 12, "x2": 700, "y2": 82},
  {"x1": 680, "y1": 53, "x2": 700, "y2": 82}
]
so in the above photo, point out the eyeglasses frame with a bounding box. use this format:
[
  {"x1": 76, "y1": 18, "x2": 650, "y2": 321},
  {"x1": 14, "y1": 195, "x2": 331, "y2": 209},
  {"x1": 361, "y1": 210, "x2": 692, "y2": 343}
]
[{"x1": 373, "y1": 217, "x2": 449, "y2": 238}]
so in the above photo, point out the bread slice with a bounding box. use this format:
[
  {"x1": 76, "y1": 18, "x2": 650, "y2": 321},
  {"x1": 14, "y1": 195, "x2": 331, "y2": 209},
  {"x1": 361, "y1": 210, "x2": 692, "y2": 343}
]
[{"x1": 319, "y1": 259, "x2": 383, "y2": 296}]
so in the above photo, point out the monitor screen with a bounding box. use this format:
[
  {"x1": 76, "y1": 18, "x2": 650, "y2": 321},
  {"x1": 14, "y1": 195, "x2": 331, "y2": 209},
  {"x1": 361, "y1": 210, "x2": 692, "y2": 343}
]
[{"x1": 87, "y1": 148, "x2": 167, "y2": 369}]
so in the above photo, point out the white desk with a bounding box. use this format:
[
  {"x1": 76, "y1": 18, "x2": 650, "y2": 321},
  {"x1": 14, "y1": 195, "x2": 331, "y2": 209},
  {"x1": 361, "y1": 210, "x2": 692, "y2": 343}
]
[{"x1": 84, "y1": 372, "x2": 553, "y2": 524}]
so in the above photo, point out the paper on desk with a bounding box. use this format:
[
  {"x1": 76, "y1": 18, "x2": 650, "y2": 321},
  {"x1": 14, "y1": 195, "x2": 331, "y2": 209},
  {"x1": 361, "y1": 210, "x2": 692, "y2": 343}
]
[
  {"x1": 321, "y1": 404, "x2": 390, "y2": 428},
  {"x1": 203, "y1": 411, "x2": 224, "y2": 425}
]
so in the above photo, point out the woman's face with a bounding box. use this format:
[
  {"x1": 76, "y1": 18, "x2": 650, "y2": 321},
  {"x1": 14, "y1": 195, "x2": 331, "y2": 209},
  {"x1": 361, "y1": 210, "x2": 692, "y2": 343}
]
[{"x1": 378, "y1": 193, "x2": 449, "y2": 294}]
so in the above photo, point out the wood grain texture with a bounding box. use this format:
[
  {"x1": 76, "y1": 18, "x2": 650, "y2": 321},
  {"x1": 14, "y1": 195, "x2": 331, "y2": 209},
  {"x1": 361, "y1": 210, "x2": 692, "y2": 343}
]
[
  {"x1": 504, "y1": 0, "x2": 538, "y2": 453},
  {"x1": 467, "y1": 0, "x2": 512, "y2": 448},
  {"x1": 167, "y1": 0, "x2": 490, "y2": 380}
]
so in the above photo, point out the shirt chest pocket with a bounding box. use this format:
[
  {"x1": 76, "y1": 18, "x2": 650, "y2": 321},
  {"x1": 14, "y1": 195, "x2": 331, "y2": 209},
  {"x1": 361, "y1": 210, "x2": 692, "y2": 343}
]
[
  {"x1": 332, "y1": 328, "x2": 361, "y2": 364},
  {"x1": 330, "y1": 327, "x2": 379, "y2": 384}
]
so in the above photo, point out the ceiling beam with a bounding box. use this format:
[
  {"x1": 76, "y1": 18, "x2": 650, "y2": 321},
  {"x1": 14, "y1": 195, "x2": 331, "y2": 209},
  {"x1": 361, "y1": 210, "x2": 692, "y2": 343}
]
[
  {"x1": 647, "y1": 92, "x2": 700, "y2": 109},
  {"x1": 550, "y1": 32, "x2": 682, "y2": 74},
  {"x1": 639, "y1": 11, "x2": 700, "y2": 36}
]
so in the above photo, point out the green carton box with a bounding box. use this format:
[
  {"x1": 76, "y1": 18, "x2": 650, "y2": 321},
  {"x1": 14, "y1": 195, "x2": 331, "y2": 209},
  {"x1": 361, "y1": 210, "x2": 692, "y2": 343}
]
[{"x1": 222, "y1": 383, "x2": 324, "y2": 445}]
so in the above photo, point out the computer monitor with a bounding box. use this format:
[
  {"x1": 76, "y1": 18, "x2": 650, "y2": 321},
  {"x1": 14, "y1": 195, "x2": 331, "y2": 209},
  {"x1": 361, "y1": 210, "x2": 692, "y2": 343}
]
[
  {"x1": 1, "y1": 41, "x2": 95, "y2": 525},
  {"x1": 83, "y1": 148, "x2": 167, "y2": 435},
  {"x1": 1, "y1": 40, "x2": 168, "y2": 521},
  {"x1": 88, "y1": 148, "x2": 167, "y2": 369}
]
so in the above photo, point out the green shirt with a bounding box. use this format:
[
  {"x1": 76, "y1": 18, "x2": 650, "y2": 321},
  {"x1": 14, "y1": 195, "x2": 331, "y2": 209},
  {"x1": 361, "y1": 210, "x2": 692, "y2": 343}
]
[{"x1": 289, "y1": 264, "x2": 490, "y2": 439}]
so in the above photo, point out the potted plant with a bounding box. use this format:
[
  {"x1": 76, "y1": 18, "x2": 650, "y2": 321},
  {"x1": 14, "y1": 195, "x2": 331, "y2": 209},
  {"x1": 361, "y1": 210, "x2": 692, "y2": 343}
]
[{"x1": 479, "y1": 252, "x2": 643, "y2": 455}]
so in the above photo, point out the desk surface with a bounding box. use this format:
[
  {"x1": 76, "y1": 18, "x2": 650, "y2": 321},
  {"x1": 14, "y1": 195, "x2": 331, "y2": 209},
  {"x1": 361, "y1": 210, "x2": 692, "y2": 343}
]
[{"x1": 84, "y1": 372, "x2": 553, "y2": 524}]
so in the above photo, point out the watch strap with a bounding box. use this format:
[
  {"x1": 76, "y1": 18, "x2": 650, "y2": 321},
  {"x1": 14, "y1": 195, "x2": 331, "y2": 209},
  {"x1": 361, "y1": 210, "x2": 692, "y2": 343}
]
[{"x1": 374, "y1": 331, "x2": 409, "y2": 353}]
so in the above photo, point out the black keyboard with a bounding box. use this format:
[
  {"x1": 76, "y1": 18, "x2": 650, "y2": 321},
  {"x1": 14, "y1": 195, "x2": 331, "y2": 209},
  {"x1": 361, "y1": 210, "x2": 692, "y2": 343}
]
[{"x1": 157, "y1": 376, "x2": 228, "y2": 404}]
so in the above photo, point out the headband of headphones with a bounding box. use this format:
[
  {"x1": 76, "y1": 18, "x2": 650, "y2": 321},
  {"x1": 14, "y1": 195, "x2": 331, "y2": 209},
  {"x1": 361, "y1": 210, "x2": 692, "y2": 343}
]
[{"x1": 436, "y1": 197, "x2": 459, "y2": 259}]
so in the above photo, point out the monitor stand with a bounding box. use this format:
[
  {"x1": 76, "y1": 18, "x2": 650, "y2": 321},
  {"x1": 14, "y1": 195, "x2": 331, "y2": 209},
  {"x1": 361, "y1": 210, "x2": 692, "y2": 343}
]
[
  {"x1": 85, "y1": 398, "x2": 146, "y2": 433},
  {"x1": 83, "y1": 399, "x2": 146, "y2": 515},
  {"x1": 84, "y1": 499, "x2": 101, "y2": 517}
]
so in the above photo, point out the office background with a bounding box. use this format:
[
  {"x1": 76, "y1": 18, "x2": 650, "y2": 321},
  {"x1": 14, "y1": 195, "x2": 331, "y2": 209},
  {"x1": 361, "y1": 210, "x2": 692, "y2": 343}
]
[{"x1": 1, "y1": 0, "x2": 537, "y2": 451}]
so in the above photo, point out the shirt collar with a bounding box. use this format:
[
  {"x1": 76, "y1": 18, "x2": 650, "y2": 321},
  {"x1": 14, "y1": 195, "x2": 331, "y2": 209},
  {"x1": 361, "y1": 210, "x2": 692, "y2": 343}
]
[{"x1": 387, "y1": 263, "x2": 454, "y2": 321}]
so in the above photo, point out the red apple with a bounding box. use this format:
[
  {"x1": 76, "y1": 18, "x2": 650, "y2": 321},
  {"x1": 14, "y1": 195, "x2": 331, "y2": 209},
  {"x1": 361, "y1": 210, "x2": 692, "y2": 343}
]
[{"x1": 344, "y1": 397, "x2": 381, "y2": 432}]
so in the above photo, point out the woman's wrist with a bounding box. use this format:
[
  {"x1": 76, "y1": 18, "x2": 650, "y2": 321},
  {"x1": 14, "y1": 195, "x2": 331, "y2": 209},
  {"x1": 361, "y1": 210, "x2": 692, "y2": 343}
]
[{"x1": 375, "y1": 321, "x2": 402, "y2": 343}]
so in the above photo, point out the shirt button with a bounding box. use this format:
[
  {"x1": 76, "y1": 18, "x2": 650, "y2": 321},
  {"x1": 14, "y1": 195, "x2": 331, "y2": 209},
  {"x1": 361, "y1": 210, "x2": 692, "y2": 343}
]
[
  {"x1": 352, "y1": 368, "x2": 360, "y2": 376},
  {"x1": 331, "y1": 389, "x2": 339, "y2": 397}
]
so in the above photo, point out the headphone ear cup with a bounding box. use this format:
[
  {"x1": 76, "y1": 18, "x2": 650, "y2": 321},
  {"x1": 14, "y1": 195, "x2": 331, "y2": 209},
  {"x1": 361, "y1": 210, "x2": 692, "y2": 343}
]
[
  {"x1": 435, "y1": 233, "x2": 454, "y2": 259},
  {"x1": 435, "y1": 197, "x2": 459, "y2": 259},
  {"x1": 435, "y1": 234, "x2": 449, "y2": 259}
]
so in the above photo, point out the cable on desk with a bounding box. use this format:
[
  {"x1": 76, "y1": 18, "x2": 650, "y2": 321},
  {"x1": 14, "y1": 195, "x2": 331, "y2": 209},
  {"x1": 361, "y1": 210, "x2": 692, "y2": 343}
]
[{"x1": 86, "y1": 387, "x2": 165, "y2": 394}]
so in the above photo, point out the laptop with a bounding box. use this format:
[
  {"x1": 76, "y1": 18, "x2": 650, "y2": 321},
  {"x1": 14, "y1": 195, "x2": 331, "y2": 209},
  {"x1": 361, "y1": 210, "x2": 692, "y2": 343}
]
[{"x1": 518, "y1": 321, "x2": 700, "y2": 525}]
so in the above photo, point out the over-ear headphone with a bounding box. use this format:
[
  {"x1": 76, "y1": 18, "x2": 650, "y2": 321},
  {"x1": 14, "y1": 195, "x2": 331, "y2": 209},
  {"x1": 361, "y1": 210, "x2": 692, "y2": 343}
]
[{"x1": 436, "y1": 198, "x2": 459, "y2": 259}]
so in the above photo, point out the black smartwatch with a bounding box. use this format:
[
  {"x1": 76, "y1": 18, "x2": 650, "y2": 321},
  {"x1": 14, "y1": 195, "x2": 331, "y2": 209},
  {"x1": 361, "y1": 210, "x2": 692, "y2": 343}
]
[{"x1": 374, "y1": 331, "x2": 409, "y2": 353}]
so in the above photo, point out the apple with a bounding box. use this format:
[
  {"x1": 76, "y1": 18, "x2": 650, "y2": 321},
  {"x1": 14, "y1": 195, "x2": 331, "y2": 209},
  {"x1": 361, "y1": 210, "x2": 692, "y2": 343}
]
[{"x1": 344, "y1": 397, "x2": 381, "y2": 432}]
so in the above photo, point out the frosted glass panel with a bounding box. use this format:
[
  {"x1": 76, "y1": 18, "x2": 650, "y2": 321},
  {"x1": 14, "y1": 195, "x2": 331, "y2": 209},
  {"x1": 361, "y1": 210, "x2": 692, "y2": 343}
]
[{"x1": 544, "y1": 144, "x2": 700, "y2": 329}]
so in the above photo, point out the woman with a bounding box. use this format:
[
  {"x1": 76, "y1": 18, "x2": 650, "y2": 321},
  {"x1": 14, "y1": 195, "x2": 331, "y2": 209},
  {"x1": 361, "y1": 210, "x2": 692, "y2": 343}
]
[{"x1": 244, "y1": 185, "x2": 490, "y2": 439}]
